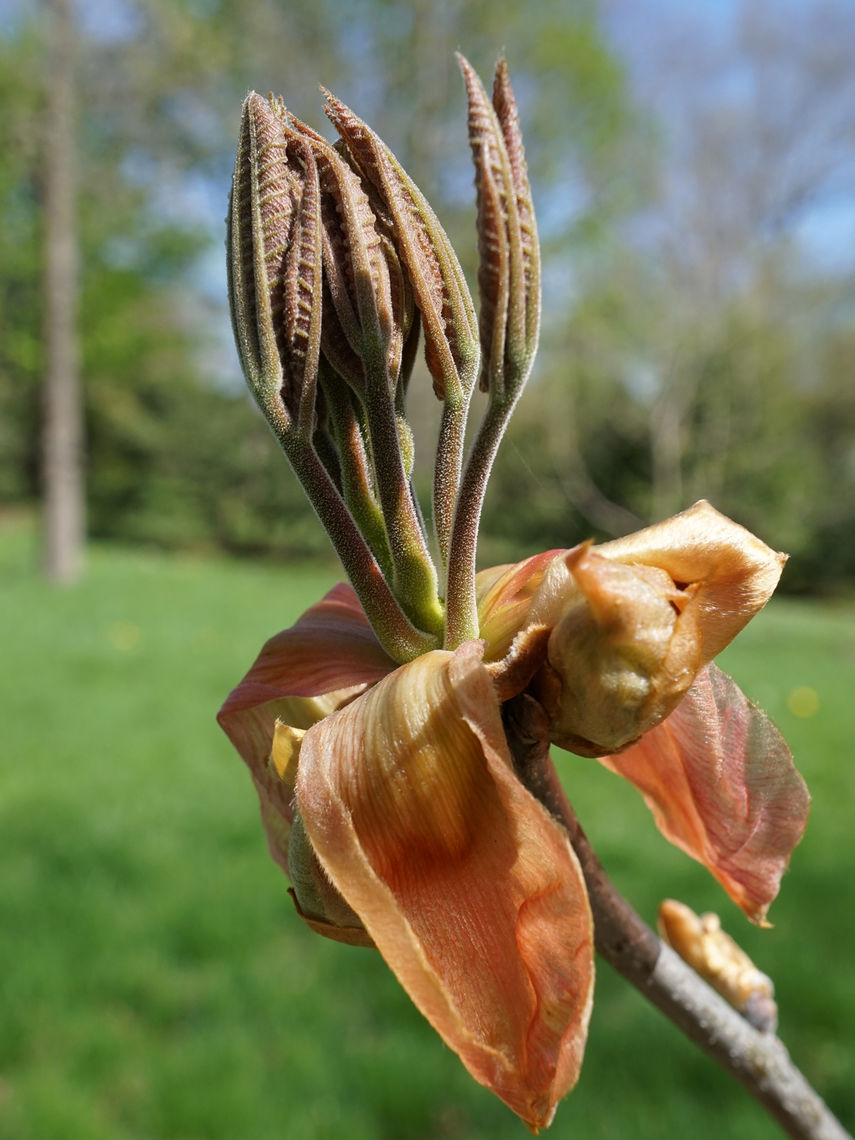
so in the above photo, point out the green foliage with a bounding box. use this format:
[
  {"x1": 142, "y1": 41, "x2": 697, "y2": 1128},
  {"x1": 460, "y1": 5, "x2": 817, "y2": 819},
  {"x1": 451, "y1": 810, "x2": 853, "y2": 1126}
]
[
  {"x1": 0, "y1": 0, "x2": 637, "y2": 574},
  {"x1": 0, "y1": 6, "x2": 335, "y2": 559},
  {"x1": 3, "y1": 1, "x2": 854, "y2": 591},
  {"x1": 0, "y1": 24, "x2": 43, "y2": 502},
  {"x1": 0, "y1": 516, "x2": 851, "y2": 1138},
  {"x1": 480, "y1": 274, "x2": 855, "y2": 590}
]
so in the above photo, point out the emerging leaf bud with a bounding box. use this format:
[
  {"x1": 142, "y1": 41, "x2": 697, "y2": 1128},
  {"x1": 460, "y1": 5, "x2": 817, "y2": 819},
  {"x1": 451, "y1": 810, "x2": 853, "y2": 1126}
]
[
  {"x1": 228, "y1": 93, "x2": 323, "y2": 435},
  {"x1": 283, "y1": 113, "x2": 402, "y2": 394},
  {"x1": 459, "y1": 55, "x2": 540, "y2": 403},
  {"x1": 535, "y1": 544, "x2": 701, "y2": 756},
  {"x1": 288, "y1": 807, "x2": 374, "y2": 947},
  {"x1": 323, "y1": 91, "x2": 480, "y2": 405},
  {"x1": 227, "y1": 94, "x2": 446, "y2": 655},
  {"x1": 483, "y1": 502, "x2": 787, "y2": 755}
]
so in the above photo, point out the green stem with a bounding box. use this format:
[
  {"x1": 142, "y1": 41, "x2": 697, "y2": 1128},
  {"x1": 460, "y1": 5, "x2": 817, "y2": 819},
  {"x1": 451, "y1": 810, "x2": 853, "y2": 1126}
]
[
  {"x1": 363, "y1": 354, "x2": 444, "y2": 639},
  {"x1": 266, "y1": 404, "x2": 438, "y2": 663},
  {"x1": 444, "y1": 397, "x2": 518, "y2": 649},
  {"x1": 433, "y1": 396, "x2": 468, "y2": 581},
  {"x1": 323, "y1": 379, "x2": 395, "y2": 581},
  {"x1": 312, "y1": 421, "x2": 342, "y2": 492}
]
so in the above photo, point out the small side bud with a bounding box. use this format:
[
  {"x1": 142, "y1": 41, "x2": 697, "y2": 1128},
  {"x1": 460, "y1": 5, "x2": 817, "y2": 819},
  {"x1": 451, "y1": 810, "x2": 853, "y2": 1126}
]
[
  {"x1": 288, "y1": 808, "x2": 374, "y2": 947},
  {"x1": 659, "y1": 899, "x2": 778, "y2": 1033}
]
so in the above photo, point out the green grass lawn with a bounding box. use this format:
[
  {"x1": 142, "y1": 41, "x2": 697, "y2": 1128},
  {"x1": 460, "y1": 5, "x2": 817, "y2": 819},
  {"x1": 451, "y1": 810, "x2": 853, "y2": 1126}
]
[{"x1": 1, "y1": 515, "x2": 852, "y2": 1139}]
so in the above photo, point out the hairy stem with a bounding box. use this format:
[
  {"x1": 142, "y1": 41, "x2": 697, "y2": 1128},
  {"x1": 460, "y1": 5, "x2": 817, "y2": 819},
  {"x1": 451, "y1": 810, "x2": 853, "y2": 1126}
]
[
  {"x1": 433, "y1": 396, "x2": 468, "y2": 580},
  {"x1": 264, "y1": 404, "x2": 437, "y2": 662},
  {"x1": 322, "y1": 377, "x2": 394, "y2": 581},
  {"x1": 444, "y1": 398, "x2": 515, "y2": 649},
  {"x1": 362, "y1": 355, "x2": 444, "y2": 639}
]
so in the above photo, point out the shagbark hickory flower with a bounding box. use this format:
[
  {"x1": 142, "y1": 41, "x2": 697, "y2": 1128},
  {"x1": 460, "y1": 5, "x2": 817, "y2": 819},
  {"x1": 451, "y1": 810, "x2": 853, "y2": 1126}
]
[{"x1": 219, "y1": 56, "x2": 809, "y2": 1131}]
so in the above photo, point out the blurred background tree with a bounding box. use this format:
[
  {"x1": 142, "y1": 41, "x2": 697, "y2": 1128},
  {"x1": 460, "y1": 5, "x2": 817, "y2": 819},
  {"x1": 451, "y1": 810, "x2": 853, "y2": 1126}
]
[
  {"x1": 41, "y1": 0, "x2": 84, "y2": 583},
  {"x1": 483, "y1": 0, "x2": 855, "y2": 589},
  {"x1": 1, "y1": 0, "x2": 854, "y2": 590}
]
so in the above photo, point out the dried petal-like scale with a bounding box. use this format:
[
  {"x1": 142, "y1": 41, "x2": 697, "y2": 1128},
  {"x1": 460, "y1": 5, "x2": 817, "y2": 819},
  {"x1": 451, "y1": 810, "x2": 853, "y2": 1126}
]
[
  {"x1": 604, "y1": 665, "x2": 810, "y2": 924},
  {"x1": 476, "y1": 549, "x2": 559, "y2": 662},
  {"x1": 595, "y1": 500, "x2": 787, "y2": 661},
  {"x1": 482, "y1": 501, "x2": 787, "y2": 755},
  {"x1": 217, "y1": 584, "x2": 396, "y2": 870},
  {"x1": 297, "y1": 642, "x2": 594, "y2": 1130}
]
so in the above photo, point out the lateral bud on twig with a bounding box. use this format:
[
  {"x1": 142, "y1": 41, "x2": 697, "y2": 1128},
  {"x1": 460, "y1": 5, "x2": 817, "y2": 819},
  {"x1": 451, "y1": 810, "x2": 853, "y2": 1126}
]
[{"x1": 658, "y1": 899, "x2": 779, "y2": 1033}]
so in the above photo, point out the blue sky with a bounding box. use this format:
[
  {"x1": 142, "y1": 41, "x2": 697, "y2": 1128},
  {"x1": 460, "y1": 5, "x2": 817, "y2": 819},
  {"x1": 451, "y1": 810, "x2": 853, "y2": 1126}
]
[
  {"x1": 5, "y1": 0, "x2": 853, "y2": 301},
  {"x1": 604, "y1": 0, "x2": 855, "y2": 273}
]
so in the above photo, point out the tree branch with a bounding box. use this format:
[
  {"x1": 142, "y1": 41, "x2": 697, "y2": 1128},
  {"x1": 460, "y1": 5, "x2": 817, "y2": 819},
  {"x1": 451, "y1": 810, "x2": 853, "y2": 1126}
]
[{"x1": 504, "y1": 694, "x2": 851, "y2": 1140}]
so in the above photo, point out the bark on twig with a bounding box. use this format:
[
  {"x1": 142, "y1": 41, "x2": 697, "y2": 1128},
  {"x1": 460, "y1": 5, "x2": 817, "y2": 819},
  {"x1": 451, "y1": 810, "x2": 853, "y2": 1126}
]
[{"x1": 504, "y1": 694, "x2": 851, "y2": 1140}]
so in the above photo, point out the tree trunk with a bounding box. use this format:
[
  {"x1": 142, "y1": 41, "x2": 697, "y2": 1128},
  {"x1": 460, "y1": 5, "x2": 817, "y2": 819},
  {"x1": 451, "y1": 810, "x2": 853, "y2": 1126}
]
[{"x1": 42, "y1": 0, "x2": 84, "y2": 583}]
